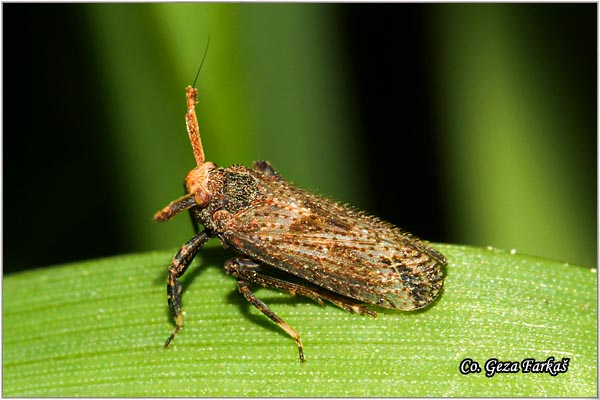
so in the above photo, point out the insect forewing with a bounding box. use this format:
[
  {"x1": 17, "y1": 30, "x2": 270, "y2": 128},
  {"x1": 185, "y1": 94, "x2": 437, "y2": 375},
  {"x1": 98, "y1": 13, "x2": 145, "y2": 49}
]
[{"x1": 221, "y1": 169, "x2": 445, "y2": 310}]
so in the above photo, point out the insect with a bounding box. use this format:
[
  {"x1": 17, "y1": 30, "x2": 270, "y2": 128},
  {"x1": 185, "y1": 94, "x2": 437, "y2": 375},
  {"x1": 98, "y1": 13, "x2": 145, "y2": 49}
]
[{"x1": 155, "y1": 63, "x2": 446, "y2": 363}]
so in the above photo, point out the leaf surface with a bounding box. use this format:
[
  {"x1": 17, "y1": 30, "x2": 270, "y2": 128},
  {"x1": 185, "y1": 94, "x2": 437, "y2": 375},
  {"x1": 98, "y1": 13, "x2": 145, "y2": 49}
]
[{"x1": 3, "y1": 244, "x2": 596, "y2": 396}]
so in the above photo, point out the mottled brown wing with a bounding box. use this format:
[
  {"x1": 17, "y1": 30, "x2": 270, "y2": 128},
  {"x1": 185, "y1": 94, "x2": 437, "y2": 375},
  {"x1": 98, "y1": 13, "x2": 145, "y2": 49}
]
[{"x1": 220, "y1": 175, "x2": 445, "y2": 310}]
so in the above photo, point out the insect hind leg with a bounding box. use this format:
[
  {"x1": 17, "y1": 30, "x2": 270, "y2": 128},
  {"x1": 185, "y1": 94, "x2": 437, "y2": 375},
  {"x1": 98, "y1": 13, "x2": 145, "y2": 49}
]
[
  {"x1": 225, "y1": 258, "x2": 306, "y2": 361},
  {"x1": 237, "y1": 279, "x2": 306, "y2": 362},
  {"x1": 225, "y1": 258, "x2": 328, "y2": 305},
  {"x1": 225, "y1": 258, "x2": 377, "y2": 316},
  {"x1": 224, "y1": 257, "x2": 377, "y2": 361}
]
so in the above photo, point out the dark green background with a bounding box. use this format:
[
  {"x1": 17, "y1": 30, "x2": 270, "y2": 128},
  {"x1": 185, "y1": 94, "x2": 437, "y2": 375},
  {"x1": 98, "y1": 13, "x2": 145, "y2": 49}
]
[{"x1": 3, "y1": 3, "x2": 596, "y2": 272}]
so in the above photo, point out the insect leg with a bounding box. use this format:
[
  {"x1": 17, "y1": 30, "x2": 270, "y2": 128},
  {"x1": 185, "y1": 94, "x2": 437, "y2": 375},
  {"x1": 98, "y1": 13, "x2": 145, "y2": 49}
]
[
  {"x1": 224, "y1": 258, "x2": 305, "y2": 362},
  {"x1": 154, "y1": 193, "x2": 196, "y2": 222},
  {"x1": 164, "y1": 230, "x2": 210, "y2": 348},
  {"x1": 225, "y1": 258, "x2": 376, "y2": 317},
  {"x1": 238, "y1": 279, "x2": 306, "y2": 362},
  {"x1": 184, "y1": 181, "x2": 200, "y2": 234},
  {"x1": 225, "y1": 258, "x2": 328, "y2": 305}
]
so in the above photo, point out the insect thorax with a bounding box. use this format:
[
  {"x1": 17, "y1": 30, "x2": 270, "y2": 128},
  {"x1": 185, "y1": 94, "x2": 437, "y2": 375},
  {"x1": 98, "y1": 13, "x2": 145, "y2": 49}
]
[{"x1": 194, "y1": 165, "x2": 265, "y2": 232}]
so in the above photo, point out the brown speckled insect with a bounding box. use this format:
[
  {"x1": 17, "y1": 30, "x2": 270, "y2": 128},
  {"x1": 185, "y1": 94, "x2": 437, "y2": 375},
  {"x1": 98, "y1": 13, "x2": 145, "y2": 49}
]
[{"x1": 155, "y1": 70, "x2": 446, "y2": 363}]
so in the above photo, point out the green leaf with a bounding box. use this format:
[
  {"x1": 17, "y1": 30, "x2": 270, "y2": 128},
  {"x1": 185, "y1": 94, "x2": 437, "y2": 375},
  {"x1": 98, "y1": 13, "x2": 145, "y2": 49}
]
[{"x1": 3, "y1": 244, "x2": 596, "y2": 396}]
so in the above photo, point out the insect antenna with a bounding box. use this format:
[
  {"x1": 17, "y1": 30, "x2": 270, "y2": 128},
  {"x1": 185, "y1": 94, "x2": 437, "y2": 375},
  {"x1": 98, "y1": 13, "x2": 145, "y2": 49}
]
[
  {"x1": 193, "y1": 34, "x2": 211, "y2": 89},
  {"x1": 186, "y1": 35, "x2": 211, "y2": 166}
]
